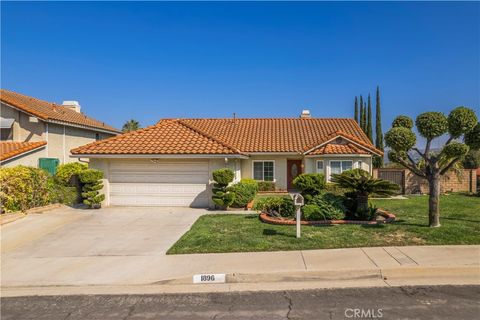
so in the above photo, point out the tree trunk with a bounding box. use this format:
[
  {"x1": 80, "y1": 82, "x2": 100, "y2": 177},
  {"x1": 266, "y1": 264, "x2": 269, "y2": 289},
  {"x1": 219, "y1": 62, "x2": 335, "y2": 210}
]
[
  {"x1": 427, "y1": 173, "x2": 441, "y2": 227},
  {"x1": 357, "y1": 192, "x2": 369, "y2": 212}
]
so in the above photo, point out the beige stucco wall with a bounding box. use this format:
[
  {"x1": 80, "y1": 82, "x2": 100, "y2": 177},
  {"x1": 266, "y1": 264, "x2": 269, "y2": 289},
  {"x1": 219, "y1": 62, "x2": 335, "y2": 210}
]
[
  {"x1": 48, "y1": 123, "x2": 114, "y2": 164},
  {"x1": 1, "y1": 147, "x2": 47, "y2": 167},
  {"x1": 1, "y1": 103, "x2": 45, "y2": 141},
  {"x1": 1, "y1": 103, "x2": 116, "y2": 167}
]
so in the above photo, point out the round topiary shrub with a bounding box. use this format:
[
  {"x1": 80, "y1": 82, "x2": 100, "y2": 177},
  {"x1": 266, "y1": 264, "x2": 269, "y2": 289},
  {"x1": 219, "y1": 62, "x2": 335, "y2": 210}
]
[
  {"x1": 211, "y1": 168, "x2": 235, "y2": 209},
  {"x1": 465, "y1": 122, "x2": 480, "y2": 150},
  {"x1": 385, "y1": 127, "x2": 417, "y2": 151},
  {"x1": 415, "y1": 112, "x2": 448, "y2": 139},
  {"x1": 78, "y1": 169, "x2": 105, "y2": 209},
  {"x1": 392, "y1": 115, "x2": 414, "y2": 129},
  {"x1": 448, "y1": 107, "x2": 478, "y2": 138}
]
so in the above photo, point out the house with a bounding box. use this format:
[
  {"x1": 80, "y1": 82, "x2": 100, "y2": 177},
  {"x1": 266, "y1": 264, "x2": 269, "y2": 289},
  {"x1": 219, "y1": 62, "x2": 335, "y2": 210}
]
[
  {"x1": 71, "y1": 110, "x2": 383, "y2": 208},
  {"x1": 0, "y1": 89, "x2": 120, "y2": 168}
]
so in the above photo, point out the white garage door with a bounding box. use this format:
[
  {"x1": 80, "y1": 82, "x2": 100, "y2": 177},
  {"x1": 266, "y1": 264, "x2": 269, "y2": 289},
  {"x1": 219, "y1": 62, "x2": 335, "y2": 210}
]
[{"x1": 109, "y1": 160, "x2": 210, "y2": 207}]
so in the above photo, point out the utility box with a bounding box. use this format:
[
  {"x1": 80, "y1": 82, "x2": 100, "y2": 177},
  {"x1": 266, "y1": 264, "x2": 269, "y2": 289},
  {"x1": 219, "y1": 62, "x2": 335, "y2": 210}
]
[{"x1": 39, "y1": 158, "x2": 60, "y2": 175}]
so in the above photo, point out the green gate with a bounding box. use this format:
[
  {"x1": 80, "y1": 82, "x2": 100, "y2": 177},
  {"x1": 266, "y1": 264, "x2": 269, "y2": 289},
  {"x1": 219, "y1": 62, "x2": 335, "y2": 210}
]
[{"x1": 39, "y1": 158, "x2": 60, "y2": 175}]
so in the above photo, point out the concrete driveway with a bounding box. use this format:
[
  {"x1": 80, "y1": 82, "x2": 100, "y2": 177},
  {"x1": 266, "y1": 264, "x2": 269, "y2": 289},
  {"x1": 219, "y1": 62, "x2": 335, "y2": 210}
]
[{"x1": 1, "y1": 206, "x2": 206, "y2": 287}]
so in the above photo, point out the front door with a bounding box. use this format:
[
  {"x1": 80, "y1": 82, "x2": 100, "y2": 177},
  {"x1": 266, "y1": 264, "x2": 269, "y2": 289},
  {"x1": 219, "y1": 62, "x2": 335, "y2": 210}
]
[{"x1": 287, "y1": 160, "x2": 302, "y2": 190}]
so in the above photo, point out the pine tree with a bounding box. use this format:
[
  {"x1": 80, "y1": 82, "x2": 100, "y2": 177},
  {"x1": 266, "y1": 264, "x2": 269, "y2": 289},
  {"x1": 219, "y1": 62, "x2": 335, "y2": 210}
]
[
  {"x1": 373, "y1": 86, "x2": 384, "y2": 168},
  {"x1": 359, "y1": 95, "x2": 365, "y2": 130},
  {"x1": 354, "y1": 96, "x2": 359, "y2": 123},
  {"x1": 367, "y1": 94, "x2": 373, "y2": 142}
]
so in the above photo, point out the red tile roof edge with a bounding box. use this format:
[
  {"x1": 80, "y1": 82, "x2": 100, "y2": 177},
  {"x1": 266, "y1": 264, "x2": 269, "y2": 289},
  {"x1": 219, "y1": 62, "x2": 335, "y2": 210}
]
[{"x1": 0, "y1": 141, "x2": 47, "y2": 161}]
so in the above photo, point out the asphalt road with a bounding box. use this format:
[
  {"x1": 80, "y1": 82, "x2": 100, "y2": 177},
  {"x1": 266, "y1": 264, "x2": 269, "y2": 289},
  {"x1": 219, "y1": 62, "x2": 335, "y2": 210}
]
[{"x1": 1, "y1": 285, "x2": 479, "y2": 320}]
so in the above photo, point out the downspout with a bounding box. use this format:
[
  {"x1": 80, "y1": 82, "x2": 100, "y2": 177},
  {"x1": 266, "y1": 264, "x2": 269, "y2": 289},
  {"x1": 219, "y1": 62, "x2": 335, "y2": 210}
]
[
  {"x1": 63, "y1": 125, "x2": 66, "y2": 163},
  {"x1": 45, "y1": 123, "x2": 49, "y2": 157}
]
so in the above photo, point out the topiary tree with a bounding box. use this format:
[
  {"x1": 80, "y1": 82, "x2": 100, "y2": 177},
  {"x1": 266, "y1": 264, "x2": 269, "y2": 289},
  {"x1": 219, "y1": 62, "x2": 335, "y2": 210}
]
[
  {"x1": 211, "y1": 168, "x2": 235, "y2": 209},
  {"x1": 79, "y1": 169, "x2": 105, "y2": 209},
  {"x1": 55, "y1": 162, "x2": 88, "y2": 186},
  {"x1": 385, "y1": 107, "x2": 478, "y2": 227}
]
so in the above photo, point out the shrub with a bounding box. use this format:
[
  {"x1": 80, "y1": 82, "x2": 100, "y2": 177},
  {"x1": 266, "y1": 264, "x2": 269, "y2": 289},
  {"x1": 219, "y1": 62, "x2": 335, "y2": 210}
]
[
  {"x1": 47, "y1": 178, "x2": 78, "y2": 206},
  {"x1": 302, "y1": 202, "x2": 344, "y2": 221},
  {"x1": 228, "y1": 182, "x2": 258, "y2": 208},
  {"x1": 55, "y1": 162, "x2": 88, "y2": 186},
  {"x1": 253, "y1": 196, "x2": 295, "y2": 217},
  {"x1": 240, "y1": 178, "x2": 258, "y2": 187},
  {"x1": 324, "y1": 183, "x2": 348, "y2": 196},
  {"x1": 0, "y1": 166, "x2": 50, "y2": 212},
  {"x1": 347, "y1": 205, "x2": 378, "y2": 221},
  {"x1": 211, "y1": 168, "x2": 235, "y2": 209},
  {"x1": 258, "y1": 181, "x2": 275, "y2": 192},
  {"x1": 293, "y1": 173, "x2": 326, "y2": 201},
  {"x1": 79, "y1": 169, "x2": 105, "y2": 208},
  {"x1": 212, "y1": 168, "x2": 235, "y2": 186}
]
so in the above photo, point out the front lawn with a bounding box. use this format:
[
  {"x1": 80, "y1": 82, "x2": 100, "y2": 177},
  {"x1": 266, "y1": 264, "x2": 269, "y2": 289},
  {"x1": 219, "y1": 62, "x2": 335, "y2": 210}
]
[{"x1": 167, "y1": 194, "x2": 480, "y2": 254}]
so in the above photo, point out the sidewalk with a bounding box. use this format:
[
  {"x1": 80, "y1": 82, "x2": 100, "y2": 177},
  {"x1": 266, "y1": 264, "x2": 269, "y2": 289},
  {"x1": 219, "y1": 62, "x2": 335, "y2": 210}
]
[{"x1": 2, "y1": 245, "x2": 479, "y2": 297}]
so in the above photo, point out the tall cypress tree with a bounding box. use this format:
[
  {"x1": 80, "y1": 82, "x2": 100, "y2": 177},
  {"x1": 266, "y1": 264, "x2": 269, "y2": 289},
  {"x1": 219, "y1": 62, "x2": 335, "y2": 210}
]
[
  {"x1": 367, "y1": 94, "x2": 373, "y2": 142},
  {"x1": 359, "y1": 95, "x2": 364, "y2": 130},
  {"x1": 362, "y1": 102, "x2": 367, "y2": 133},
  {"x1": 373, "y1": 86, "x2": 384, "y2": 168},
  {"x1": 354, "y1": 96, "x2": 359, "y2": 123}
]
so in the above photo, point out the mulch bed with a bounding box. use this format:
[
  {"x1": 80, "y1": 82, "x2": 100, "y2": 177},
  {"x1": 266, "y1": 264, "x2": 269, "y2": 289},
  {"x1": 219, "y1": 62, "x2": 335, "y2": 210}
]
[{"x1": 259, "y1": 209, "x2": 396, "y2": 226}]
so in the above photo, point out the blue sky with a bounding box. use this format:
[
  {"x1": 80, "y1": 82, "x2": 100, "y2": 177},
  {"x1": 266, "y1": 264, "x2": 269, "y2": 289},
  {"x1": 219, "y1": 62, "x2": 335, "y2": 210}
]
[{"x1": 2, "y1": 1, "x2": 479, "y2": 144}]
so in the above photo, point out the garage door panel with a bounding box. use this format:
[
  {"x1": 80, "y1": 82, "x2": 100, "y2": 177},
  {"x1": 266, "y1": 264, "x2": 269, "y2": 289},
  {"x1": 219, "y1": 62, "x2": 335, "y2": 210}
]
[
  {"x1": 108, "y1": 160, "x2": 211, "y2": 207},
  {"x1": 110, "y1": 172, "x2": 209, "y2": 184}
]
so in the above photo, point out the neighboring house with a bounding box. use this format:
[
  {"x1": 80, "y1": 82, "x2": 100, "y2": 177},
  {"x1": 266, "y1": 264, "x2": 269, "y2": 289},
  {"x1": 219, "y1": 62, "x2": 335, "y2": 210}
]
[
  {"x1": 0, "y1": 89, "x2": 120, "y2": 168},
  {"x1": 71, "y1": 111, "x2": 383, "y2": 208}
]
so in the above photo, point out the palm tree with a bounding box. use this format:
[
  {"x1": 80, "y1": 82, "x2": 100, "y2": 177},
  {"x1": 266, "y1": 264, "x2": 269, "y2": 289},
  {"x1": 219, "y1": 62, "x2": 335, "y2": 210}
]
[
  {"x1": 330, "y1": 169, "x2": 399, "y2": 212},
  {"x1": 122, "y1": 119, "x2": 141, "y2": 133}
]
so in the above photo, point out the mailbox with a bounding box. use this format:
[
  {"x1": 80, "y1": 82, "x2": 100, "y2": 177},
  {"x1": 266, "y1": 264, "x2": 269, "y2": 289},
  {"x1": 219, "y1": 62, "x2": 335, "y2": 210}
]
[{"x1": 293, "y1": 193, "x2": 304, "y2": 206}]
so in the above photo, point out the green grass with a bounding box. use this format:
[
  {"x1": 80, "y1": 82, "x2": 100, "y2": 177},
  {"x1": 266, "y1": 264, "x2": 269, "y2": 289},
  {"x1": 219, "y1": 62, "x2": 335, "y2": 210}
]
[{"x1": 167, "y1": 194, "x2": 480, "y2": 254}]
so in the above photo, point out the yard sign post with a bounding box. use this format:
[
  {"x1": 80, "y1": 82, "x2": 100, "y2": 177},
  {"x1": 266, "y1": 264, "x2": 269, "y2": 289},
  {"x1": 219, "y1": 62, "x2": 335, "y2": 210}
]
[{"x1": 293, "y1": 194, "x2": 304, "y2": 238}]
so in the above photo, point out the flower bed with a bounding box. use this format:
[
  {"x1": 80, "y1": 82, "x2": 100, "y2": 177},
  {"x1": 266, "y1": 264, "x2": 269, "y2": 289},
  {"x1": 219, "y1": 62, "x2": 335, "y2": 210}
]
[{"x1": 259, "y1": 208, "x2": 396, "y2": 226}]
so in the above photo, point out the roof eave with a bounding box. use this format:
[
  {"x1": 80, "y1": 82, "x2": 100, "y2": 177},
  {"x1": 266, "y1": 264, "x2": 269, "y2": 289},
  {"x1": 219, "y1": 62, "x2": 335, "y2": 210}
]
[{"x1": 70, "y1": 153, "x2": 249, "y2": 159}]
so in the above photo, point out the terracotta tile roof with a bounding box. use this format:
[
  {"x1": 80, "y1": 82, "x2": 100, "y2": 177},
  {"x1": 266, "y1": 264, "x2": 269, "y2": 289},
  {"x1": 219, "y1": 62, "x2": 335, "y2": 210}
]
[
  {"x1": 72, "y1": 118, "x2": 382, "y2": 156},
  {"x1": 0, "y1": 141, "x2": 47, "y2": 161},
  {"x1": 308, "y1": 142, "x2": 369, "y2": 155},
  {"x1": 304, "y1": 130, "x2": 383, "y2": 156},
  {"x1": 0, "y1": 89, "x2": 120, "y2": 133},
  {"x1": 71, "y1": 120, "x2": 239, "y2": 155}
]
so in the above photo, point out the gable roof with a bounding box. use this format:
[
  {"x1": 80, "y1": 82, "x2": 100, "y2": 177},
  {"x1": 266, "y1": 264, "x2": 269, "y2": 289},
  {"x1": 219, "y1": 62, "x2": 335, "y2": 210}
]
[
  {"x1": 0, "y1": 89, "x2": 120, "y2": 134},
  {"x1": 71, "y1": 119, "x2": 242, "y2": 156},
  {"x1": 71, "y1": 117, "x2": 382, "y2": 156},
  {"x1": 0, "y1": 141, "x2": 47, "y2": 162}
]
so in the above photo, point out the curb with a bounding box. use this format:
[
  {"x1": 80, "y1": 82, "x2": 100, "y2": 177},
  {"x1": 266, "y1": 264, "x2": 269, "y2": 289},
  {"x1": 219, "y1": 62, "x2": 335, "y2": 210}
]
[{"x1": 2, "y1": 266, "x2": 478, "y2": 297}]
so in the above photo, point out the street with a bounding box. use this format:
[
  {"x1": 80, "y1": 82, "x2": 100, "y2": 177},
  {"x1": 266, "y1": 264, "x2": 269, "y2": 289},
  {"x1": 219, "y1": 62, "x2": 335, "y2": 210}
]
[{"x1": 2, "y1": 285, "x2": 479, "y2": 320}]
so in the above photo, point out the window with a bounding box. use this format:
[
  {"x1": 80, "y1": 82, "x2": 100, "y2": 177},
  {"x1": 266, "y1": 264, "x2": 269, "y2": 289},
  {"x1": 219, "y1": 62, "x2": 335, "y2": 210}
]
[
  {"x1": 316, "y1": 160, "x2": 324, "y2": 174},
  {"x1": 253, "y1": 161, "x2": 275, "y2": 181},
  {"x1": 95, "y1": 133, "x2": 100, "y2": 141},
  {"x1": 357, "y1": 160, "x2": 363, "y2": 169},
  {"x1": 329, "y1": 160, "x2": 353, "y2": 178},
  {"x1": 0, "y1": 128, "x2": 12, "y2": 140}
]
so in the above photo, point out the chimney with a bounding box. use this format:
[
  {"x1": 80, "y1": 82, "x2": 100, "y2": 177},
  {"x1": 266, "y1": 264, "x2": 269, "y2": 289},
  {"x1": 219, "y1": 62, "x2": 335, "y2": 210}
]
[
  {"x1": 62, "y1": 100, "x2": 81, "y2": 113},
  {"x1": 300, "y1": 109, "x2": 311, "y2": 119}
]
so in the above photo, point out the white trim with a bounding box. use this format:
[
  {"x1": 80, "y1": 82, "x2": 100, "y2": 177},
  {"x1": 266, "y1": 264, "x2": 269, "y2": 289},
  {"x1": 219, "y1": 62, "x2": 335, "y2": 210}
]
[
  {"x1": 252, "y1": 160, "x2": 276, "y2": 182},
  {"x1": 0, "y1": 144, "x2": 47, "y2": 164},
  {"x1": 304, "y1": 135, "x2": 382, "y2": 156},
  {"x1": 316, "y1": 160, "x2": 324, "y2": 174},
  {"x1": 70, "y1": 154, "x2": 249, "y2": 159}
]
